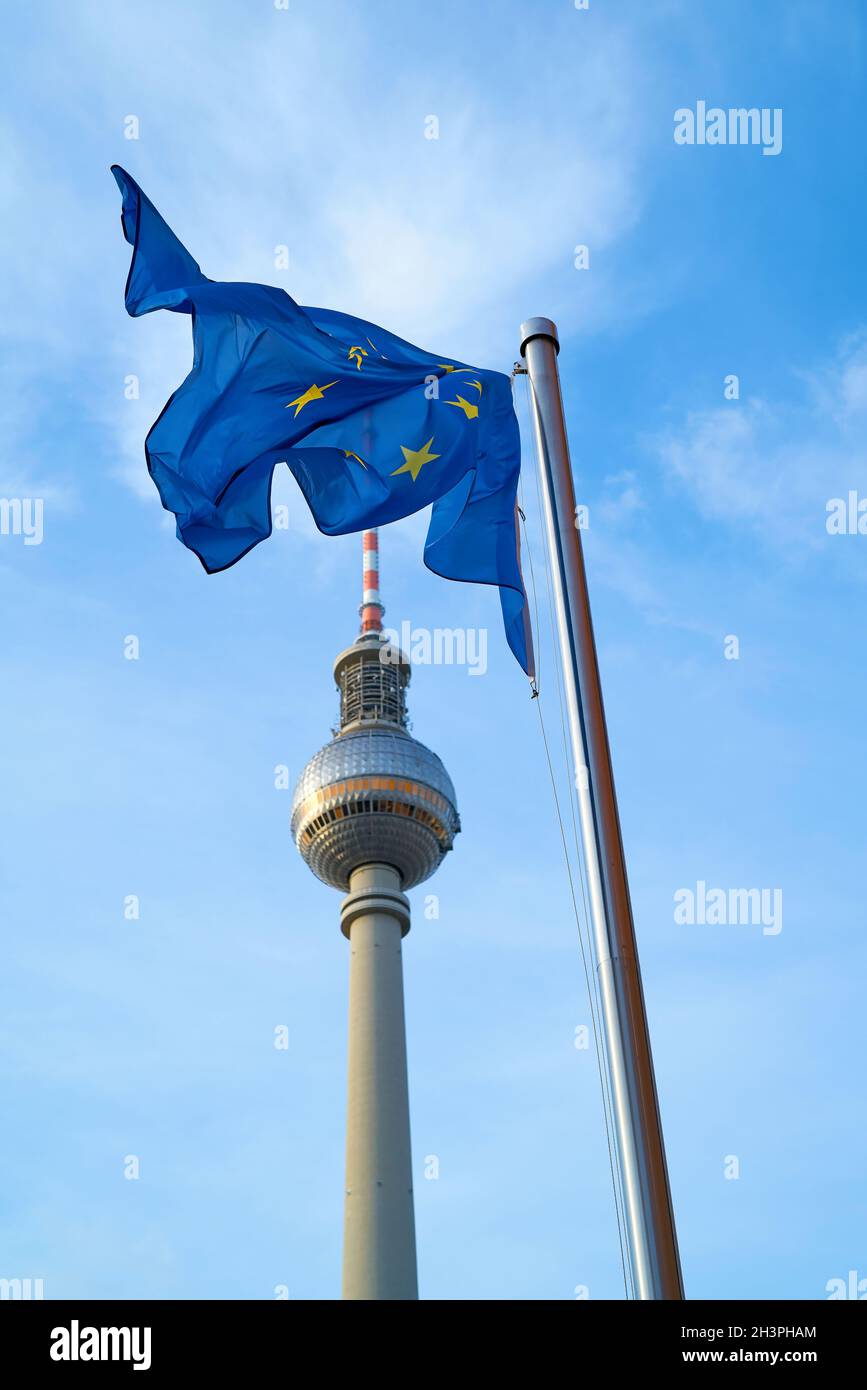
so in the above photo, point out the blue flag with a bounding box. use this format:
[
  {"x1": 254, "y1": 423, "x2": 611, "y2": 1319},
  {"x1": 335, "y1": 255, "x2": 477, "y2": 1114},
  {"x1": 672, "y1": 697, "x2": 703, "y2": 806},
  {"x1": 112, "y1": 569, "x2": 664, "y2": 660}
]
[{"x1": 111, "y1": 167, "x2": 533, "y2": 674}]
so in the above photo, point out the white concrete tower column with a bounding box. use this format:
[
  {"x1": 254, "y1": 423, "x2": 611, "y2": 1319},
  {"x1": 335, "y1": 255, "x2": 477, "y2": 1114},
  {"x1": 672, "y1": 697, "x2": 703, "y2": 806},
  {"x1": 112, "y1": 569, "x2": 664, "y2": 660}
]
[{"x1": 340, "y1": 861, "x2": 417, "y2": 1300}]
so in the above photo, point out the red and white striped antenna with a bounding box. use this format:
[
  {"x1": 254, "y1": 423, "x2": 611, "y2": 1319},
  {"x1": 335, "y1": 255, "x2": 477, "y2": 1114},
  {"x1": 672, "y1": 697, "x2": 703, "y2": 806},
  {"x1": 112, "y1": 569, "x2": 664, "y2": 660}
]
[{"x1": 360, "y1": 528, "x2": 384, "y2": 635}]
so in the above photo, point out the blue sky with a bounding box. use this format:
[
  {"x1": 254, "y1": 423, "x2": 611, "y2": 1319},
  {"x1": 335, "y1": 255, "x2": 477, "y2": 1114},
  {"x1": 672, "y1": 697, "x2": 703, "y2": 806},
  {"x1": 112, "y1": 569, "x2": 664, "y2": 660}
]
[{"x1": 2, "y1": 0, "x2": 866, "y2": 1300}]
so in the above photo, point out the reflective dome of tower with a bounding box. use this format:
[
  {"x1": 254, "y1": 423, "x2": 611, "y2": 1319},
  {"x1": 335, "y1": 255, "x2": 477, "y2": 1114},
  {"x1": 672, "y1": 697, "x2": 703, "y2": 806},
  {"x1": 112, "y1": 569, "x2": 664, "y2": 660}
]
[{"x1": 291, "y1": 549, "x2": 460, "y2": 892}]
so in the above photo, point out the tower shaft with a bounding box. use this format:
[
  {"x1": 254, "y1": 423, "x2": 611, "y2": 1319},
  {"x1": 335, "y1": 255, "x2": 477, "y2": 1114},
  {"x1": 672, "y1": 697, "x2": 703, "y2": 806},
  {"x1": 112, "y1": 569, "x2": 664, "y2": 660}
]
[{"x1": 340, "y1": 862, "x2": 418, "y2": 1300}]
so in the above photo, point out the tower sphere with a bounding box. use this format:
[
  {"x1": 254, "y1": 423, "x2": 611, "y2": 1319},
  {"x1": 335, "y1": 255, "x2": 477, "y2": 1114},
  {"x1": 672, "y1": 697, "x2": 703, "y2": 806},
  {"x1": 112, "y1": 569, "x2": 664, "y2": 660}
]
[{"x1": 291, "y1": 620, "x2": 460, "y2": 891}]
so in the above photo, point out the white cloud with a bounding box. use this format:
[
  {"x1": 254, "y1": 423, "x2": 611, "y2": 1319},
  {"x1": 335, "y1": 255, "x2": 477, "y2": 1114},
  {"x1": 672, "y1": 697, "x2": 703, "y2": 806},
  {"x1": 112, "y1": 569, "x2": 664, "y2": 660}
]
[
  {"x1": 651, "y1": 332, "x2": 867, "y2": 545},
  {"x1": 597, "y1": 469, "x2": 646, "y2": 525},
  {"x1": 1, "y1": 0, "x2": 659, "y2": 514}
]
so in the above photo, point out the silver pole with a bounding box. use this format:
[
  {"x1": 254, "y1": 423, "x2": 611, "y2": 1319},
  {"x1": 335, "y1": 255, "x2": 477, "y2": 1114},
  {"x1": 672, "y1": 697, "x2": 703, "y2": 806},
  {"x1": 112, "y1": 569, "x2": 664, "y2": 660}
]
[{"x1": 520, "y1": 317, "x2": 684, "y2": 1300}]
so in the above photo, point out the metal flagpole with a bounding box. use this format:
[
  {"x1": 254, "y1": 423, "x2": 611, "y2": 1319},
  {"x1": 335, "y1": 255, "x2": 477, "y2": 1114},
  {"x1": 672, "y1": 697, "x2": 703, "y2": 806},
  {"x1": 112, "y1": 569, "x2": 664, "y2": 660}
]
[{"x1": 519, "y1": 317, "x2": 684, "y2": 1301}]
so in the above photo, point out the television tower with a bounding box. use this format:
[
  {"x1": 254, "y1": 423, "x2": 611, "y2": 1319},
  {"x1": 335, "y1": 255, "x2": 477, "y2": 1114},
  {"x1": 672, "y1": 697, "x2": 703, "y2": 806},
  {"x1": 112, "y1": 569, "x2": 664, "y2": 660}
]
[{"x1": 291, "y1": 529, "x2": 460, "y2": 1300}]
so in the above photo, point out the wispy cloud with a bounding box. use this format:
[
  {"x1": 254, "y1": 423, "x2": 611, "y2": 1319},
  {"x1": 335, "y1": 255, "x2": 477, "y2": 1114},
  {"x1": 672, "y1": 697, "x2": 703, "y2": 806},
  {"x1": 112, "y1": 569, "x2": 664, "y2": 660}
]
[
  {"x1": 651, "y1": 331, "x2": 867, "y2": 545},
  {"x1": 0, "y1": 1, "x2": 657, "y2": 511}
]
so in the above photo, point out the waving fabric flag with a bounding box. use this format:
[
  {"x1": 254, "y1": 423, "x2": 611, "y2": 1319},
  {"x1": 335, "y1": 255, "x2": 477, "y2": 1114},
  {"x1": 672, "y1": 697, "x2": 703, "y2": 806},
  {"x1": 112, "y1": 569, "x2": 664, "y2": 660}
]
[{"x1": 111, "y1": 167, "x2": 533, "y2": 674}]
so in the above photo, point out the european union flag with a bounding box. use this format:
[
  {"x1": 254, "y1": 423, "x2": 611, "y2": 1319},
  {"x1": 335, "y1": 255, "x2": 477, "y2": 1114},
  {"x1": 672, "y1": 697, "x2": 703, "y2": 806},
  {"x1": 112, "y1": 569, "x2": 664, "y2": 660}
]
[{"x1": 111, "y1": 167, "x2": 533, "y2": 674}]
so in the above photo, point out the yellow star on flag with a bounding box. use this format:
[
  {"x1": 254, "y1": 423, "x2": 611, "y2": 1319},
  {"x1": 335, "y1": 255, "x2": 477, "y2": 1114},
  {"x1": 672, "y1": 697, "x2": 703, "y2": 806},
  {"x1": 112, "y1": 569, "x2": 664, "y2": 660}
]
[
  {"x1": 344, "y1": 449, "x2": 367, "y2": 469},
  {"x1": 444, "y1": 394, "x2": 479, "y2": 420},
  {"x1": 466, "y1": 379, "x2": 483, "y2": 394},
  {"x1": 285, "y1": 381, "x2": 338, "y2": 417},
  {"x1": 391, "y1": 436, "x2": 440, "y2": 482}
]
